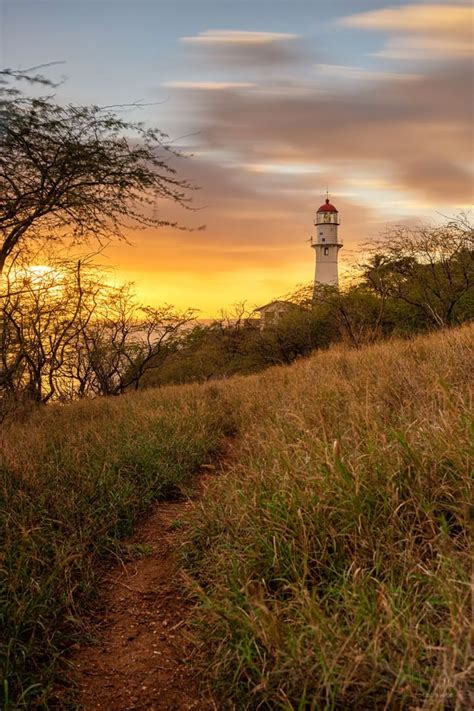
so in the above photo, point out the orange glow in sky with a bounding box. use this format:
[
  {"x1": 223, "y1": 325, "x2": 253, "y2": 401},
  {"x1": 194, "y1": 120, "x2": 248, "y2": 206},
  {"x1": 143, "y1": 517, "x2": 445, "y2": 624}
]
[{"x1": 3, "y1": 1, "x2": 472, "y2": 316}]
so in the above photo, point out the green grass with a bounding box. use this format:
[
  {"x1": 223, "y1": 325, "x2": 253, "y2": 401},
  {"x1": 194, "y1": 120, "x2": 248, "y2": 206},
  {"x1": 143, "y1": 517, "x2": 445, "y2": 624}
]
[
  {"x1": 183, "y1": 325, "x2": 473, "y2": 709},
  {"x1": 0, "y1": 385, "x2": 236, "y2": 708}
]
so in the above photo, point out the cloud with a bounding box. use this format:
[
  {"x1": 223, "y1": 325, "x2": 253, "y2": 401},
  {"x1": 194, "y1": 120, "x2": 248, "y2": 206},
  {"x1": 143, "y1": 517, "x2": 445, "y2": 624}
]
[
  {"x1": 397, "y1": 159, "x2": 474, "y2": 202},
  {"x1": 243, "y1": 162, "x2": 323, "y2": 176},
  {"x1": 315, "y1": 64, "x2": 420, "y2": 83},
  {"x1": 180, "y1": 59, "x2": 472, "y2": 204},
  {"x1": 339, "y1": 3, "x2": 473, "y2": 59},
  {"x1": 162, "y1": 81, "x2": 256, "y2": 90},
  {"x1": 180, "y1": 30, "x2": 299, "y2": 45},
  {"x1": 178, "y1": 28, "x2": 307, "y2": 69},
  {"x1": 373, "y1": 36, "x2": 472, "y2": 60},
  {"x1": 339, "y1": 4, "x2": 471, "y2": 35}
]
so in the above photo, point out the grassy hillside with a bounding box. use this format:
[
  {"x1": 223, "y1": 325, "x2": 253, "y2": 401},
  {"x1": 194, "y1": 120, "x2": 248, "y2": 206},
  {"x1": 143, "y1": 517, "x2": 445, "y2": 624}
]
[
  {"x1": 0, "y1": 324, "x2": 472, "y2": 708},
  {"x1": 0, "y1": 386, "x2": 236, "y2": 707},
  {"x1": 184, "y1": 324, "x2": 473, "y2": 709}
]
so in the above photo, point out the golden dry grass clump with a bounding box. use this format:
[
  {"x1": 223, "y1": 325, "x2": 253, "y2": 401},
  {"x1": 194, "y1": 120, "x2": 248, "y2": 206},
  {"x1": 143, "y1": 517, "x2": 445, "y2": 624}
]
[{"x1": 184, "y1": 324, "x2": 473, "y2": 709}]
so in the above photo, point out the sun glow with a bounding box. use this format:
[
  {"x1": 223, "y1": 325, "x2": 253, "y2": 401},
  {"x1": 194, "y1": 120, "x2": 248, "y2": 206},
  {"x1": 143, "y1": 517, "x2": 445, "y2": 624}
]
[
  {"x1": 26, "y1": 265, "x2": 56, "y2": 279},
  {"x1": 5, "y1": 264, "x2": 66, "y2": 294}
]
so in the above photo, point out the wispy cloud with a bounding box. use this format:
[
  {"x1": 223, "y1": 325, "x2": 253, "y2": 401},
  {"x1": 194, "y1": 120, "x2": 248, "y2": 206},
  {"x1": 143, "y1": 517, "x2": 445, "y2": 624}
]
[
  {"x1": 339, "y1": 4, "x2": 471, "y2": 35},
  {"x1": 373, "y1": 36, "x2": 472, "y2": 60},
  {"x1": 162, "y1": 81, "x2": 256, "y2": 90},
  {"x1": 180, "y1": 30, "x2": 299, "y2": 45},
  {"x1": 178, "y1": 28, "x2": 306, "y2": 69},
  {"x1": 243, "y1": 162, "x2": 323, "y2": 175},
  {"x1": 175, "y1": 57, "x2": 472, "y2": 203},
  {"x1": 339, "y1": 3, "x2": 473, "y2": 59},
  {"x1": 315, "y1": 64, "x2": 420, "y2": 82}
]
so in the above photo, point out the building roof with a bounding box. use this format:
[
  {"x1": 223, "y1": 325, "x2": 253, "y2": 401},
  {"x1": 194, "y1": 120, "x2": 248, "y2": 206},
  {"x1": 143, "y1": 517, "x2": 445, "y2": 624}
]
[
  {"x1": 255, "y1": 300, "x2": 299, "y2": 312},
  {"x1": 317, "y1": 198, "x2": 338, "y2": 213}
]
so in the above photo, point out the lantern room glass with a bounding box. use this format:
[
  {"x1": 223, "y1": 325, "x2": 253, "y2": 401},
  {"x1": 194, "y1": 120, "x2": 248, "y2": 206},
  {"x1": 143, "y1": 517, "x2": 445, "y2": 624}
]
[{"x1": 316, "y1": 211, "x2": 339, "y2": 225}]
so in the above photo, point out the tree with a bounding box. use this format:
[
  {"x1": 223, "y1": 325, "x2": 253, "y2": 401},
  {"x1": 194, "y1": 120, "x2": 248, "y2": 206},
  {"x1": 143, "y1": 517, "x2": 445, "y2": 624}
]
[
  {"x1": 147, "y1": 303, "x2": 260, "y2": 384},
  {"x1": 363, "y1": 216, "x2": 474, "y2": 328},
  {"x1": 0, "y1": 69, "x2": 197, "y2": 273},
  {"x1": 286, "y1": 283, "x2": 385, "y2": 348},
  {"x1": 0, "y1": 246, "x2": 195, "y2": 415},
  {"x1": 0, "y1": 248, "x2": 101, "y2": 411},
  {"x1": 78, "y1": 285, "x2": 195, "y2": 396}
]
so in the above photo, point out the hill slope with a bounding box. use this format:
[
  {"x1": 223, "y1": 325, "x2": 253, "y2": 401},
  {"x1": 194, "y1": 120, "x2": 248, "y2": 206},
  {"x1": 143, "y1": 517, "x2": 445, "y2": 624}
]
[
  {"x1": 183, "y1": 324, "x2": 473, "y2": 709},
  {"x1": 1, "y1": 324, "x2": 472, "y2": 708},
  {"x1": 0, "y1": 386, "x2": 236, "y2": 707}
]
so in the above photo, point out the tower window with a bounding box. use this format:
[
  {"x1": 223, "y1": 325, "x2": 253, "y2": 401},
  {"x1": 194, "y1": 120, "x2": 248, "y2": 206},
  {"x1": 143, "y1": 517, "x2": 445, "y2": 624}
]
[{"x1": 324, "y1": 247, "x2": 329, "y2": 255}]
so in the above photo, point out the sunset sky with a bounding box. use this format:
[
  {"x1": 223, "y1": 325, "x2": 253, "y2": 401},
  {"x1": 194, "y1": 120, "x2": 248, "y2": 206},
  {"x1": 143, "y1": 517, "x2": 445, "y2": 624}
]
[{"x1": 1, "y1": 1, "x2": 472, "y2": 315}]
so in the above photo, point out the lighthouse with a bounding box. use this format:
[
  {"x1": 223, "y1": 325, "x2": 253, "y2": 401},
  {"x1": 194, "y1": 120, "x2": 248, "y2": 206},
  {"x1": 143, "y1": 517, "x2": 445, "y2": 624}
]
[{"x1": 311, "y1": 196, "x2": 342, "y2": 290}]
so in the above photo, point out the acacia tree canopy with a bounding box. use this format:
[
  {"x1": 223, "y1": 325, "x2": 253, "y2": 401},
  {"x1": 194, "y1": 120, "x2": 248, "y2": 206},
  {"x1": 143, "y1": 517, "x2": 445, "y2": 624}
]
[
  {"x1": 0, "y1": 69, "x2": 196, "y2": 272},
  {"x1": 363, "y1": 216, "x2": 474, "y2": 327}
]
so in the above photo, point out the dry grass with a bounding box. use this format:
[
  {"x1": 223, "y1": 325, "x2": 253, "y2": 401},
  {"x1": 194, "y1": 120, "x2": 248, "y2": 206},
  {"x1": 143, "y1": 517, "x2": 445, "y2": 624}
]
[
  {"x1": 1, "y1": 325, "x2": 472, "y2": 709},
  {"x1": 0, "y1": 384, "x2": 236, "y2": 708},
  {"x1": 184, "y1": 325, "x2": 473, "y2": 709}
]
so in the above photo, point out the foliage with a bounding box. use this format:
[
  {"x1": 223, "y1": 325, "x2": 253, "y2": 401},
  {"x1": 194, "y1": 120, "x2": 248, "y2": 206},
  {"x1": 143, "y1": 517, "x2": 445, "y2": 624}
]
[
  {"x1": 0, "y1": 247, "x2": 194, "y2": 416},
  {"x1": 142, "y1": 303, "x2": 335, "y2": 387},
  {"x1": 0, "y1": 69, "x2": 196, "y2": 273},
  {"x1": 143, "y1": 216, "x2": 473, "y2": 390},
  {"x1": 363, "y1": 216, "x2": 474, "y2": 327}
]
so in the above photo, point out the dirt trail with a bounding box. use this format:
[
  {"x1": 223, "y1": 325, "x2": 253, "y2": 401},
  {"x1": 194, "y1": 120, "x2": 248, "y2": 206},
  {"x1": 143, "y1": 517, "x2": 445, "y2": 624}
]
[{"x1": 67, "y1": 488, "x2": 216, "y2": 710}]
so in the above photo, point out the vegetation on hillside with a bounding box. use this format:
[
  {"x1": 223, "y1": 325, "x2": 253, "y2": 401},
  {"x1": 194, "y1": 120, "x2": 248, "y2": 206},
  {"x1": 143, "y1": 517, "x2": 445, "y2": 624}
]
[
  {"x1": 143, "y1": 217, "x2": 473, "y2": 388},
  {"x1": 1, "y1": 324, "x2": 471, "y2": 708},
  {"x1": 0, "y1": 246, "x2": 195, "y2": 417},
  {"x1": 183, "y1": 324, "x2": 473, "y2": 709},
  {"x1": 0, "y1": 385, "x2": 236, "y2": 707}
]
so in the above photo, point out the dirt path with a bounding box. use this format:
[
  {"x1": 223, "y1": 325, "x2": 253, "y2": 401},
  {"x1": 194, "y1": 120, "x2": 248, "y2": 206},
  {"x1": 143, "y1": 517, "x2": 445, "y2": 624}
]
[{"x1": 66, "y1": 488, "x2": 216, "y2": 710}]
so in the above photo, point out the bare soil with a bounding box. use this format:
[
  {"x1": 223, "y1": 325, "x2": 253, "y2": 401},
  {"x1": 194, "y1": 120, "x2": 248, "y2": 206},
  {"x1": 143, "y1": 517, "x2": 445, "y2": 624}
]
[{"x1": 65, "y1": 487, "x2": 217, "y2": 710}]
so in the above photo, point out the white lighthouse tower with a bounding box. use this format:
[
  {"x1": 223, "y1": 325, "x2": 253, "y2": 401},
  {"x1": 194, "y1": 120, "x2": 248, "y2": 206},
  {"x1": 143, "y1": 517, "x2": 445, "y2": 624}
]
[{"x1": 311, "y1": 196, "x2": 342, "y2": 290}]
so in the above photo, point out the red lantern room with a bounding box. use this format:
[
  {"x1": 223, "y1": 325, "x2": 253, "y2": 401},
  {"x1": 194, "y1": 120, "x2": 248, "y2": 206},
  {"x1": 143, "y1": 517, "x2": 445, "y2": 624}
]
[{"x1": 315, "y1": 198, "x2": 340, "y2": 225}]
